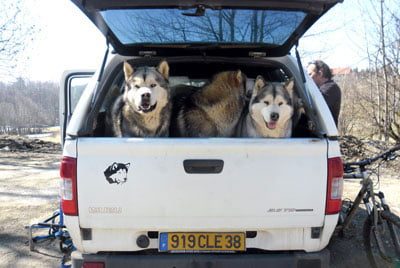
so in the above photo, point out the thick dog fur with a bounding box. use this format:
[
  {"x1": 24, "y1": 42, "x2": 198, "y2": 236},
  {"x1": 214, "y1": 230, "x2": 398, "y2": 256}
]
[
  {"x1": 238, "y1": 76, "x2": 302, "y2": 138},
  {"x1": 106, "y1": 60, "x2": 171, "y2": 137},
  {"x1": 171, "y1": 70, "x2": 247, "y2": 137}
]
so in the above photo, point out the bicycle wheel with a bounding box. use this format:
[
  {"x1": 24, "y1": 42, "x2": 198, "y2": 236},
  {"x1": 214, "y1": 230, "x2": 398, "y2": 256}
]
[{"x1": 363, "y1": 210, "x2": 400, "y2": 268}]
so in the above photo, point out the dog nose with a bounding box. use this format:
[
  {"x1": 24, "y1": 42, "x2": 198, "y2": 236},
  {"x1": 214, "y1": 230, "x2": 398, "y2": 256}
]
[
  {"x1": 141, "y1": 92, "x2": 151, "y2": 100},
  {"x1": 271, "y1": 112, "x2": 279, "y2": 121}
]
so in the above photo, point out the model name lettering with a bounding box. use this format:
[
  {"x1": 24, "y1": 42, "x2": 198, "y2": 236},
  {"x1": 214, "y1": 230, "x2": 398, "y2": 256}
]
[
  {"x1": 267, "y1": 208, "x2": 296, "y2": 213},
  {"x1": 88, "y1": 207, "x2": 122, "y2": 214}
]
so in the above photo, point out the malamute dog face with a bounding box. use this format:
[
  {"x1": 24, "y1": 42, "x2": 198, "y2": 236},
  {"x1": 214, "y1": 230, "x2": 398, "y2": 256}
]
[
  {"x1": 172, "y1": 70, "x2": 247, "y2": 137},
  {"x1": 239, "y1": 76, "x2": 296, "y2": 138},
  {"x1": 123, "y1": 61, "x2": 169, "y2": 114},
  {"x1": 107, "y1": 60, "x2": 172, "y2": 137}
]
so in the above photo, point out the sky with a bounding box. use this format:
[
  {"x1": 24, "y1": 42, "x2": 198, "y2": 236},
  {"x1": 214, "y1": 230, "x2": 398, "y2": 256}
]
[
  {"x1": 1, "y1": 0, "x2": 382, "y2": 83},
  {"x1": 11, "y1": 0, "x2": 106, "y2": 83}
]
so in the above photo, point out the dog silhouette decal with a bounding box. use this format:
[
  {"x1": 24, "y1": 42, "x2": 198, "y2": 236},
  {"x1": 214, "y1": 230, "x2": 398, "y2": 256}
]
[{"x1": 104, "y1": 162, "x2": 130, "y2": 184}]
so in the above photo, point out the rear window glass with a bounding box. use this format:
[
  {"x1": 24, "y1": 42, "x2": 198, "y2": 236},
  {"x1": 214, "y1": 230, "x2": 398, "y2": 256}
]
[{"x1": 101, "y1": 9, "x2": 306, "y2": 46}]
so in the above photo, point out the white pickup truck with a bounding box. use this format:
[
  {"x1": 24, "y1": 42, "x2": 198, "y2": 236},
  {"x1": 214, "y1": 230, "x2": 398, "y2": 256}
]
[{"x1": 60, "y1": 1, "x2": 344, "y2": 267}]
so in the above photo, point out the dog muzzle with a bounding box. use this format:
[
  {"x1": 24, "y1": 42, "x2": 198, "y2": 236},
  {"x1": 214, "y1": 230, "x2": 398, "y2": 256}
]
[
  {"x1": 139, "y1": 102, "x2": 157, "y2": 113},
  {"x1": 266, "y1": 121, "x2": 277, "y2": 129}
]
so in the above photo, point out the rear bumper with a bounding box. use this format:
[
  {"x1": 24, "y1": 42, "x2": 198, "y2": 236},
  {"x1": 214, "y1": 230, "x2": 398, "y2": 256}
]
[{"x1": 72, "y1": 249, "x2": 330, "y2": 268}]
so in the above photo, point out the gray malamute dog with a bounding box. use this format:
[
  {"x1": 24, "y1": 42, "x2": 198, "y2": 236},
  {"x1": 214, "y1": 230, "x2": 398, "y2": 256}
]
[
  {"x1": 106, "y1": 60, "x2": 171, "y2": 137},
  {"x1": 238, "y1": 76, "x2": 302, "y2": 138},
  {"x1": 171, "y1": 70, "x2": 247, "y2": 137}
]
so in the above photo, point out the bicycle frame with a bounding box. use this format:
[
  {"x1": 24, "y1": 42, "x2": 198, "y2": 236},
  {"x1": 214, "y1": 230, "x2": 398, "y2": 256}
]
[{"x1": 337, "y1": 169, "x2": 375, "y2": 232}]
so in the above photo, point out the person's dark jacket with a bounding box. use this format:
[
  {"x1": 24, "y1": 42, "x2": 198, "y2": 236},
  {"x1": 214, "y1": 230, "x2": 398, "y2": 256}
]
[{"x1": 319, "y1": 80, "x2": 341, "y2": 126}]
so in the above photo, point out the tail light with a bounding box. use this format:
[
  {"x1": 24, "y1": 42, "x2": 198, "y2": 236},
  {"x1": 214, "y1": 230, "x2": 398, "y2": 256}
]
[
  {"x1": 325, "y1": 157, "x2": 344, "y2": 215},
  {"x1": 60, "y1": 156, "x2": 78, "y2": 216}
]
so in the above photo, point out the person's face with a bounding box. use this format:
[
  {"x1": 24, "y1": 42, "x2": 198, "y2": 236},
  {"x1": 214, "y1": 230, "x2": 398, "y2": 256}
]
[{"x1": 307, "y1": 64, "x2": 323, "y2": 87}]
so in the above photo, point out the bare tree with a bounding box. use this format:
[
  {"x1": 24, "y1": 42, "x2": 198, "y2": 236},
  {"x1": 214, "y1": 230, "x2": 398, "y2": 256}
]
[
  {"x1": 105, "y1": 9, "x2": 302, "y2": 45},
  {"x1": 362, "y1": 0, "x2": 400, "y2": 141},
  {"x1": 0, "y1": 78, "x2": 59, "y2": 133},
  {"x1": 0, "y1": 1, "x2": 36, "y2": 81},
  {"x1": 338, "y1": 0, "x2": 400, "y2": 141}
]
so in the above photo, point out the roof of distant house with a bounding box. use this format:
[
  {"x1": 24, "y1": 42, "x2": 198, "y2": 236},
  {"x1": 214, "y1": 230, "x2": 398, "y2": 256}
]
[{"x1": 331, "y1": 67, "x2": 352, "y2": 75}]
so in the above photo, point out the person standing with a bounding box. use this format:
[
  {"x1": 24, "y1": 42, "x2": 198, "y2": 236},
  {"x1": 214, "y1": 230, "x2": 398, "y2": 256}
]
[{"x1": 307, "y1": 60, "x2": 342, "y2": 127}]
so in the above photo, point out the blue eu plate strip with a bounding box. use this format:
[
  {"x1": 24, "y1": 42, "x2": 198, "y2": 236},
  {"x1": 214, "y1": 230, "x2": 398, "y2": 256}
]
[{"x1": 159, "y1": 233, "x2": 168, "y2": 251}]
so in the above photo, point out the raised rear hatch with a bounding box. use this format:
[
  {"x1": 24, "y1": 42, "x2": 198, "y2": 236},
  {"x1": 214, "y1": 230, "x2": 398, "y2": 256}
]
[{"x1": 71, "y1": 0, "x2": 343, "y2": 57}]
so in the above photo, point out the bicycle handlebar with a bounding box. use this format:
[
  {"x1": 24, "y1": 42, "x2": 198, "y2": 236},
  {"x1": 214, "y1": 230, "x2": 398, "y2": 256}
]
[
  {"x1": 344, "y1": 144, "x2": 400, "y2": 170},
  {"x1": 343, "y1": 173, "x2": 364, "y2": 179}
]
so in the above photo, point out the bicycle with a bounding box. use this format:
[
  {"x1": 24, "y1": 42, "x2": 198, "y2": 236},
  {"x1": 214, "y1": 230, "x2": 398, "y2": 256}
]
[{"x1": 336, "y1": 143, "x2": 400, "y2": 268}]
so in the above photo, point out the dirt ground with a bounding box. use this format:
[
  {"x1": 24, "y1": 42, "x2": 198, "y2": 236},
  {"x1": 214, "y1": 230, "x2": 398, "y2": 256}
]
[
  {"x1": 0, "y1": 135, "x2": 399, "y2": 268},
  {"x1": 0, "y1": 138, "x2": 62, "y2": 268}
]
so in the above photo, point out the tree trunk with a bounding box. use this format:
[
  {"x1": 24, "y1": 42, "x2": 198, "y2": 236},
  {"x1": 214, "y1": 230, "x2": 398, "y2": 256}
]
[{"x1": 380, "y1": 0, "x2": 389, "y2": 141}]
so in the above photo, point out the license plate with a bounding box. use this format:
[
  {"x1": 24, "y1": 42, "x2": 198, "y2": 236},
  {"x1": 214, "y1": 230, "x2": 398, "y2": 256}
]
[{"x1": 159, "y1": 232, "x2": 245, "y2": 252}]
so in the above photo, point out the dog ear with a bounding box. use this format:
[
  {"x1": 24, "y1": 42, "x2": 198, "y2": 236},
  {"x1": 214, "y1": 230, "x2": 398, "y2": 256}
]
[
  {"x1": 285, "y1": 78, "x2": 295, "y2": 99},
  {"x1": 157, "y1": 60, "x2": 169, "y2": 80},
  {"x1": 123, "y1": 61, "x2": 134, "y2": 81},
  {"x1": 125, "y1": 163, "x2": 130, "y2": 169},
  {"x1": 252, "y1": 75, "x2": 266, "y2": 96},
  {"x1": 112, "y1": 162, "x2": 118, "y2": 170},
  {"x1": 297, "y1": 98, "x2": 305, "y2": 115},
  {"x1": 235, "y1": 70, "x2": 243, "y2": 83},
  {"x1": 234, "y1": 70, "x2": 248, "y2": 89}
]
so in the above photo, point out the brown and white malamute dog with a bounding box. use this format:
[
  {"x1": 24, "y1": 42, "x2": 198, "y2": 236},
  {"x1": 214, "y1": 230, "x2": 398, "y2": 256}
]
[
  {"x1": 106, "y1": 60, "x2": 171, "y2": 137},
  {"x1": 171, "y1": 70, "x2": 247, "y2": 137},
  {"x1": 238, "y1": 76, "x2": 302, "y2": 138}
]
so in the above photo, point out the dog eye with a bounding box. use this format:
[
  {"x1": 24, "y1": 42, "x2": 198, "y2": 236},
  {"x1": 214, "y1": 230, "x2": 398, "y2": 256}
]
[
  {"x1": 264, "y1": 101, "x2": 270, "y2": 105},
  {"x1": 278, "y1": 102, "x2": 283, "y2": 106},
  {"x1": 150, "y1": 83, "x2": 157, "y2": 88},
  {"x1": 135, "y1": 85, "x2": 140, "y2": 89}
]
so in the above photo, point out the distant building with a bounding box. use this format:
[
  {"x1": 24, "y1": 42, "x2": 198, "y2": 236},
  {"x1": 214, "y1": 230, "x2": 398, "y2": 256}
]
[{"x1": 331, "y1": 67, "x2": 352, "y2": 76}]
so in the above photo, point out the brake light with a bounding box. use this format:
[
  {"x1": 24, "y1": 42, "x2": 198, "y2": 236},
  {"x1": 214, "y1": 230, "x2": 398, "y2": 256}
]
[
  {"x1": 60, "y1": 156, "x2": 78, "y2": 216},
  {"x1": 325, "y1": 157, "x2": 344, "y2": 215}
]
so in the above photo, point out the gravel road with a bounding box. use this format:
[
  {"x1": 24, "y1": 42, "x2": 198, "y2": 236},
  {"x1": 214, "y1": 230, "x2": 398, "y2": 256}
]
[{"x1": 0, "y1": 151, "x2": 61, "y2": 268}]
